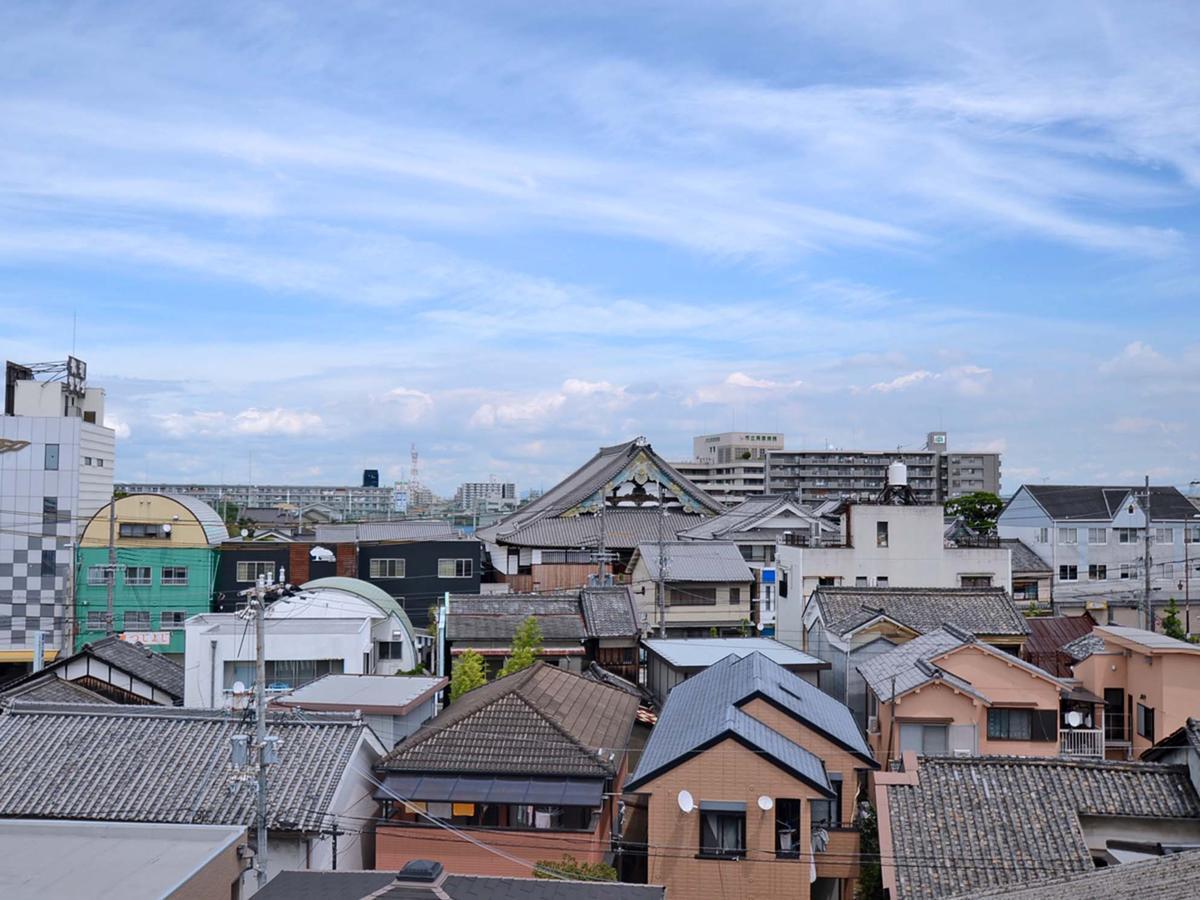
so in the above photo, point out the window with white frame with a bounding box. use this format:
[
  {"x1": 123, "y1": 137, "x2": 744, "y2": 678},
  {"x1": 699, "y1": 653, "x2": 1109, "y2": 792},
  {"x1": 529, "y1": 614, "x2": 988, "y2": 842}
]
[
  {"x1": 86, "y1": 611, "x2": 108, "y2": 631},
  {"x1": 236, "y1": 561, "x2": 275, "y2": 583},
  {"x1": 161, "y1": 566, "x2": 188, "y2": 586},
  {"x1": 1058, "y1": 527, "x2": 1078, "y2": 544},
  {"x1": 1120, "y1": 564, "x2": 1134, "y2": 579},
  {"x1": 123, "y1": 610, "x2": 151, "y2": 630},
  {"x1": 1087, "y1": 528, "x2": 1107, "y2": 545},
  {"x1": 1117, "y1": 528, "x2": 1140, "y2": 544},
  {"x1": 438, "y1": 558, "x2": 474, "y2": 578},
  {"x1": 369, "y1": 558, "x2": 406, "y2": 578},
  {"x1": 87, "y1": 566, "x2": 109, "y2": 586},
  {"x1": 1089, "y1": 564, "x2": 1107, "y2": 580},
  {"x1": 1059, "y1": 565, "x2": 1078, "y2": 581},
  {"x1": 1035, "y1": 527, "x2": 1049, "y2": 543},
  {"x1": 1188, "y1": 526, "x2": 1200, "y2": 544},
  {"x1": 124, "y1": 566, "x2": 151, "y2": 586},
  {"x1": 160, "y1": 610, "x2": 188, "y2": 630},
  {"x1": 1155, "y1": 527, "x2": 1175, "y2": 543}
]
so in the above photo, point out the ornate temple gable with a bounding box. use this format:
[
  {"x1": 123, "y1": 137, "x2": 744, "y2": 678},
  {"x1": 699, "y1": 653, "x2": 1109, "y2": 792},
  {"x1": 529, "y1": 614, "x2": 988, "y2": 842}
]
[{"x1": 563, "y1": 450, "x2": 710, "y2": 517}]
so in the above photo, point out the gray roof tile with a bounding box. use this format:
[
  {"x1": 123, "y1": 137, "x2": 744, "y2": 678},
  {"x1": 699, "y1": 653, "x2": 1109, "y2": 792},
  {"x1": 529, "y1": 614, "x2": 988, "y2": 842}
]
[
  {"x1": 0, "y1": 674, "x2": 115, "y2": 704},
  {"x1": 379, "y1": 663, "x2": 638, "y2": 778},
  {"x1": 632, "y1": 541, "x2": 754, "y2": 583},
  {"x1": 1000, "y1": 538, "x2": 1053, "y2": 574},
  {"x1": 315, "y1": 522, "x2": 462, "y2": 542},
  {"x1": 1020, "y1": 484, "x2": 1198, "y2": 521},
  {"x1": 447, "y1": 595, "x2": 586, "y2": 642},
  {"x1": 257, "y1": 870, "x2": 666, "y2": 900},
  {"x1": 953, "y1": 848, "x2": 1200, "y2": 900},
  {"x1": 0, "y1": 702, "x2": 370, "y2": 831},
  {"x1": 84, "y1": 636, "x2": 186, "y2": 699},
  {"x1": 492, "y1": 510, "x2": 702, "y2": 550},
  {"x1": 814, "y1": 587, "x2": 1030, "y2": 637},
  {"x1": 884, "y1": 756, "x2": 1200, "y2": 899},
  {"x1": 580, "y1": 587, "x2": 640, "y2": 638},
  {"x1": 627, "y1": 652, "x2": 875, "y2": 791}
]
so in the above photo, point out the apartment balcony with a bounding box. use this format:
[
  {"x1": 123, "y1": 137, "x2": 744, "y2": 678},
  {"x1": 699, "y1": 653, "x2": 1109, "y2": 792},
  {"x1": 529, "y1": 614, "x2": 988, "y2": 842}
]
[
  {"x1": 1059, "y1": 728, "x2": 1104, "y2": 759},
  {"x1": 781, "y1": 533, "x2": 850, "y2": 548}
]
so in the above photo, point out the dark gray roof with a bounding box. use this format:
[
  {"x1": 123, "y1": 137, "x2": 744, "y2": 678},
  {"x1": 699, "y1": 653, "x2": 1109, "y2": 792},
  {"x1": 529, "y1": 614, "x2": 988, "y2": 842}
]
[
  {"x1": 858, "y1": 626, "x2": 1066, "y2": 703},
  {"x1": 677, "y1": 494, "x2": 836, "y2": 540},
  {"x1": 1020, "y1": 484, "x2": 1198, "y2": 521},
  {"x1": 491, "y1": 509, "x2": 702, "y2": 549},
  {"x1": 626, "y1": 651, "x2": 875, "y2": 792},
  {"x1": 0, "y1": 674, "x2": 115, "y2": 705},
  {"x1": 580, "y1": 586, "x2": 640, "y2": 638},
  {"x1": 315, "y1": 522, "x2": 462, "y2": 542},
  {"x1": 84, "y1": 636, "x2": 186, "y2": 700},
  {"x1": 379, "y1": 663, "x2": 638, "y2": 778},
  {"x1": 1144, "y1": 718, "x2": 1200, "y2": 761},
  {"x1": 1062, "y1": 632, "x2": 1107, "y2": 661},
  {"x1": 257, "y1": 870, "x2": 666, "y2": 900},
  {"x1": 884, "y1": 756, "x2": 1200, "y2": 899},
  {"x1": 631, "y1": 540, "x2": 754, "y2": 583},
  {"x1": 954, "y1": 848, "x2": 1200, "y2": 900},
  {"x1": 813, "y1": 587, "x2": 1030, "y2": 637},
  {"x1": 0, "y1": 702, "x2": 371, "y2": 831},
  {"x1": 446, "y1": 595, "x2": 586, "y2": 642},
  {"x1": 1000, "y1": 538, "x2": 1052, "y2": 574}
]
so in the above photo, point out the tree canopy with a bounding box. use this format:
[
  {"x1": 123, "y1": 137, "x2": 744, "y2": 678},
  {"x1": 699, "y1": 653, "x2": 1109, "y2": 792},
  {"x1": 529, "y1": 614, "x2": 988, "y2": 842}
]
[
  {"x1": 499, "y1": 614, "x2": 543, "y2": 678},
  {"x1": 450, "y1": 649, "x2": 487, "y2": 701},
  {"x1": 944, "y1": 491, "x2": 1004, "y2": 533}
]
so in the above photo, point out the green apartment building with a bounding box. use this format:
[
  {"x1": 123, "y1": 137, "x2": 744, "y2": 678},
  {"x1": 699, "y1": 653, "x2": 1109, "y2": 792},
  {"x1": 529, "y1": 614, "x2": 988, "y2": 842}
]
[{"x1": 75, "y1": 493, "x2": 226, "y2": 661}]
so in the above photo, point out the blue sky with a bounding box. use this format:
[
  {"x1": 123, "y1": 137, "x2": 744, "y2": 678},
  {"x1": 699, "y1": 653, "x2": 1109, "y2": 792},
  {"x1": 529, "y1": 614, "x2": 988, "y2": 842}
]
[{"x1": 2, "y1": 1, "x2": 1198, "y2": 495}]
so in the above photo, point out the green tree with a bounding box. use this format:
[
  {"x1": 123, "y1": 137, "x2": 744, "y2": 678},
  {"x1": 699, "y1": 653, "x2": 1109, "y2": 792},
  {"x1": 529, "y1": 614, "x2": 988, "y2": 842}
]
[
  {"x1": 498, "y1": 615, "x2": 543, "y2": 678},
  {"x1": 450, "y1": 649, "x2": 487, "y2": 701},
  {"x1": 534, "y1": 854, "x2": 617, "y2": 881},
  {"x1": 854, "y1": 803, "x2": 884, "y2": 900},
  {"x1": 1162, "y1": 598, "x2": 1187, "y2": 641},
  {"x1": 944, "y1": 491, "x2": 1004, "y2": 533}
]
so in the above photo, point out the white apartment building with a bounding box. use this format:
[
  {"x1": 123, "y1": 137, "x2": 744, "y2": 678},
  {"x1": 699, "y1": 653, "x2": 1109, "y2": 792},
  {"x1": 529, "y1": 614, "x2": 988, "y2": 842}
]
[
  {"x1": 455, "y1": 480, "x2": 517, "y2": 511},
  {"x1": 0, "y1": 359, "x2": 114, "y2": 674},
  {"x1": 774, "y1": 501, "x2": 1012, "y2": 648}
]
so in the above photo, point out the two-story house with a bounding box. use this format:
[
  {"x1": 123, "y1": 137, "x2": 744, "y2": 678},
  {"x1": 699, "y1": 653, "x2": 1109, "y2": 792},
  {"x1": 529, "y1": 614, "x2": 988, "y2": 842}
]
[
  {"x1": 623, "y1": 651, "x2": 878, "y2": 900},
  {"x1": 998, "y1": 484, "x2": 1200, "y2": 624},
  {"x1": 626, "y1": 541, "x2": 755, "y2": 638}
]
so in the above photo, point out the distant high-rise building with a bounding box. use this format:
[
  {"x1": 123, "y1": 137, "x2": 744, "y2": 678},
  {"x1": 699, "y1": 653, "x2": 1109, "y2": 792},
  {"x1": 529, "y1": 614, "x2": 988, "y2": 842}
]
[
  {"x1": 455, "y1": 481, "x2": 517, "y2": 511},
  {"x1": 115, "y1": 482, "x2": 397, "y2": 519},
  {"x1": 362, "y1": 469, "x2": 379, "y2": 488},
  {"x1": 1, "y1": 357, "x2": 115, "y2": 676},
  {"x1": 672, "y1": 432, "x2": 784, "y2": 506}
]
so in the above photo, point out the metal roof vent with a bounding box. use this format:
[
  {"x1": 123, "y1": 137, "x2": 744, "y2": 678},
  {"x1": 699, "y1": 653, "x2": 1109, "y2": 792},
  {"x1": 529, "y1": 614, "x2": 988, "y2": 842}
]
[{"x1": 396, "y1": 859, "x2": 445, "y2": 884}]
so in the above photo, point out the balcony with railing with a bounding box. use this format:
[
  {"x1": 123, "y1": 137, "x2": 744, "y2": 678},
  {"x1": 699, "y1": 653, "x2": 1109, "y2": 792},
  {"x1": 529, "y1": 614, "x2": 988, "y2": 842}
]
[
  {"x1": 781, "y1": 533, "x2": 850, "y2": 548},
  {"x1": 1059, "y1": 728, "x2": 1104, "y2": 759}
]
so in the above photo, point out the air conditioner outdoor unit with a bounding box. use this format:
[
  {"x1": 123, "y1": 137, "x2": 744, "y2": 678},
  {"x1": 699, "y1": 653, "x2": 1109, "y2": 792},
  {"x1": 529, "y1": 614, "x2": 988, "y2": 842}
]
[{"x1": 867, "y1": 715, "x2": 880, "y2": 735}]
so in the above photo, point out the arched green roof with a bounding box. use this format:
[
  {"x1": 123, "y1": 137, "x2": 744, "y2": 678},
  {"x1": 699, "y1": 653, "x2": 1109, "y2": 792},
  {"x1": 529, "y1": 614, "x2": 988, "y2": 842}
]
[{"x1": 299, "y1": 576, "x2": 415, "y2": 635}]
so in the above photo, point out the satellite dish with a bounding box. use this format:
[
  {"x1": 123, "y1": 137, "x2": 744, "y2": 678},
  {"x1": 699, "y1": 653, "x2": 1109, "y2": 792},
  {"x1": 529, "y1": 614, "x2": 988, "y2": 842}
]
[
  {"x1": 757, "y1": 795, "x2": 774, "y2": 811},
  {"x1": 1066, "y1": 710, "x2": 1083, "y2": 728},
  {"x1": 161, "y1": 523, "x2": 172, "y2": 534},
  {"x1": 232, "y1": 680, "x2": 246, "y2": 694},
  {"x1": 240, "y1": 528, "x2": 249, "y2": 538},
  {"x1": 677, "y1": 790, "x2": 695, "y2": 814}
]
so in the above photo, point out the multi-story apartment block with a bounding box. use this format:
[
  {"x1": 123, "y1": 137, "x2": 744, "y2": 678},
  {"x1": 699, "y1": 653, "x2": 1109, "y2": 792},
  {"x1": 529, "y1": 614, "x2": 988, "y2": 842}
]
[
  {"x1": 998, "y1": 484, "x2": 1200, "y2": 625},
  {"x1": 692, "y1": 431, "x2": 784, "y2": 463},
  {"x1": 115, "y1": 481, "x2": 396, "y2": 520},
  {"x1": 454, "y1": 480, "x2": 517, "y2": 511},
  {"x1": 764, "y1": 431, "x2": 1000, "y2": 504},
  {"x1": 1, "y1": 358, "x2": 115, "y2": 678},
  {"x1": 671, "y1": 458, "x2": 768, "y2": 506}
]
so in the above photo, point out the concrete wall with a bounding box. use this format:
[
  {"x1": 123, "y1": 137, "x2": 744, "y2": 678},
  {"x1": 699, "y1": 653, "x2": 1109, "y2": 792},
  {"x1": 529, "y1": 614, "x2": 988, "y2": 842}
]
[{"x1": 169, "y1": 832, "x2": 246, "y2": 900}]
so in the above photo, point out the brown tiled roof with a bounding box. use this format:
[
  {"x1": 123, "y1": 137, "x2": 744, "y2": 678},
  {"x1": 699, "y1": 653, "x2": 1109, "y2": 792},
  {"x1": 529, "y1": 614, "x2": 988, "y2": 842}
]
[
  {"x1": 884, "y1": 756, "x2": 1200, "y2": 899},
  {"x1": 378, "y1": 663, "x2": 638, "y2": 778}
]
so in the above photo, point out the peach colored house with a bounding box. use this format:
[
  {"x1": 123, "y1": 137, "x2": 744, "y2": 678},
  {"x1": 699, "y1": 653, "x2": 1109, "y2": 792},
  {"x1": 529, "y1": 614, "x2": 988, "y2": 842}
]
[
  {"x1": 858, "y1": 624, "x2": 1104, "y2": 762},
  {"x1": 1068, "y1": 625, "x2": 1200, "y2": 758},
  {"x1": 373, "y1": 663, "x2": 639, "y2": 878},
  {"x1": 623, "y1": 651, "x2": 879, "y2": 900}
]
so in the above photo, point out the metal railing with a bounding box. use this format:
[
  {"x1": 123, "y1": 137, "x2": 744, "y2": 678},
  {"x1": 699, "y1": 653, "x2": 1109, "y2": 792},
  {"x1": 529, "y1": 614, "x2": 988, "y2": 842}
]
[
  {"x1": 1060, "y1": 728, "x2": 1104, "y2": 758},
  {"x1": 781, "y1": 533, "x2": 850, "y2": 548}
]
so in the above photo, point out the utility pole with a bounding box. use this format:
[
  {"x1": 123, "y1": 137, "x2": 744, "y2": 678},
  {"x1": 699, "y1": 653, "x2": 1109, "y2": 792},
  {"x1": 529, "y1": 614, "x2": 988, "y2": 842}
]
[
  {"x1": 253, "y1": 574, "x2": 269, "y2": 889},
  {"x1": 656, "y1": 505, "x2": 668, "y2": 638},
  {"x1": 597, "y1": 494, "x2": 608, "y2": 585},
  {"x1": 1143, "y1": 476, "x2": 1154, "y2": 632},
  {"x1": 105, "y1": 494, "x2": 116, "y2": 636},
  {"x1": 63, "y1": 540, "x2": 76, "y2": 653}
]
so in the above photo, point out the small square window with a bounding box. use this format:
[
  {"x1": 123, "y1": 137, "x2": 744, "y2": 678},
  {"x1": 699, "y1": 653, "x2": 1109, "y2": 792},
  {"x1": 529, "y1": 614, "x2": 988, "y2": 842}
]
[
  {"x1": 44, "y1": 444, "x2": 59, "y2": 471},
  {"x1": 1089, "y1": 564, "x2": 1107, "y2": 580},
  {"x1": 124, "y1": 566, "x2": 152, "y2": 586},
  {"x1": 160, "y1": 611, "x2": 188, "y2": 630},
  {"x1": 123, "y1": 610, "x2": 151, "y2": 630},
  {"x1": 86, "y1": 611, "x2": 108, "y2": 631},
  {"x1": 1059, "y1": 565, "x2": 1078, "y2": 581},
  {"x1": 87, "y1": 566, "x2": 109, "y2": 586},
  {"x1": 161, "y1": 566, "x2": 188, "y2": 586}
]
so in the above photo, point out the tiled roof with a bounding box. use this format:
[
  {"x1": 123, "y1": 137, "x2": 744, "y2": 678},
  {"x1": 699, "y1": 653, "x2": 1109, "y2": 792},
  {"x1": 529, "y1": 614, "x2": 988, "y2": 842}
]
[
  {"x1": 446, "y1": 595, "x2": 586, "y2": 642},
  {"x1": 1000, "y1": 538, "x2": 1052, "y2": 574},
  {"x1": 0, "y1": 702, "x2": 370, "y2": 831},
  {"x1": 631, "y1": 540, "x2": 754, "y2": 583},
  {"x1": 642, "y1": 637, "x2": 826, "y2": 670},
  {"x1": 491, "y1": 509, "x2": 702, "y2": 549},
  {"x1": 883, "y1": 756, "x2": 1200, "y2": 899},
  {"x1": 1062, "y1": 633, "x2": 1106, "y2": 661},
  {"x1": 677, "y1": 494, "x2": 835, "y2": 540},
  {"x1": 813, "y1": 587, "x2": 1030, "y2": 637},
  {"x1": 953, "y1": 849, "x2": 1200, "y2": 900},
  {"x1": 627, "y1": 652, "x2": 875, "y2": 791},
  {"x1": 0, "y1": 674, "x2": 115, "y2": 705},
  {"x1": 379, "y1": 663, "x2": 638, "y2": 778},
  {"x1": 84, "y1": 636, "x2": 186, "y2": 700},
  {"x1": 256, "y1": 870, "x2": 666, "y2": 900},
  {"x1": 484, "y1": 439, "x2": 722, "y2": 541},
  {"x1": 1143, "y1": 718, "x2": 1200, "y2": 760},
  {"x1": 1020, "y1": 484, "x2": 1198, "y2": 521},
  {"x1": 580, "y1": 586, "x2": 640, "y2": 638},
  {"x1": 315, "y1": 522, "x2": 462, "y2": 542}
]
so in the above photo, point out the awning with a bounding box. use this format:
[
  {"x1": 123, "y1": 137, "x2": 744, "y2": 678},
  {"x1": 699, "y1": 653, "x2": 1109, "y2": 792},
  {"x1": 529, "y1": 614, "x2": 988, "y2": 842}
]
[
  {"x1": 700, "y1": 800, "x2": 747, "y2": 812},
  {"x1": 1064, "y1": 686, "x2": 1106, "y2": 704},
  {"x1": 374, "y1": 773, "x2": 603, "y2": 807}
]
